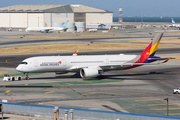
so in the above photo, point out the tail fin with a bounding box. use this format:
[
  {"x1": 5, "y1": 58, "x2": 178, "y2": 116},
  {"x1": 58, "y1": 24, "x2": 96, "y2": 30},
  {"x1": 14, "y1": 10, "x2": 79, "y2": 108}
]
[
  {"x1": 149, "y1": 33, "x2": 163, "y2": 56},
  {"x1": 72, "y1": 50, "x2": 79, "y2": 56},
  {"x1": 172, "y1": 18, "x2": 176, "y2": 26},
  {"x1": 61, "y1": 20, "x2": 69, "y2": 28},
  {"x1": 136, "y1": 33, "x2": 163, "y2": 63}
]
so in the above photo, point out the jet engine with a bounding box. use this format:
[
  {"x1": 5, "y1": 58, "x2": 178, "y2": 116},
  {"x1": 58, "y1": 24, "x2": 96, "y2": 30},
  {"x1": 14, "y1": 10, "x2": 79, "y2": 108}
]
[
  {"x1": 80, "y1": 68, "x2": 99, "y2": 78},
  {"x1": 41, "y1": 30, "x2": 49, "y2": 33},
  {"x1": 41, "y1": 30, "x2": 45, "y2": 33}
]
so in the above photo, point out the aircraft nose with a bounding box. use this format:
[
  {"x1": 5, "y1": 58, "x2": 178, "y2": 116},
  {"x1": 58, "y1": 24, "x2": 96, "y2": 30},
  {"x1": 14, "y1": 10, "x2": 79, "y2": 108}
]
[{"x1": 16, "y1": 65, "x2": 22, "y2": 72}]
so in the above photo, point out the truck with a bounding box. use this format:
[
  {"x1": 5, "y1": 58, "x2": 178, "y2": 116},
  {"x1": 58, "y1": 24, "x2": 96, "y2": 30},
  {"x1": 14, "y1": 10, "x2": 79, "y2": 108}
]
[
  {"x1": 3, "y1": 74, "x2": 22, "y2": 81},
  {"x1": 173, "y1": 87, "x2": 180, "y2": 94},
  {"x1": 88, "y1": 29, "x2": 97, "y2": 32}
]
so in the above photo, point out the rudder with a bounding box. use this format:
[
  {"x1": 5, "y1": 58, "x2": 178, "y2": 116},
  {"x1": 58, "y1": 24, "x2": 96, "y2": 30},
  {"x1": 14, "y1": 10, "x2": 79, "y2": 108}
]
[{"x1": 137, "y1": 33, "x2": 163, "y2": 63}]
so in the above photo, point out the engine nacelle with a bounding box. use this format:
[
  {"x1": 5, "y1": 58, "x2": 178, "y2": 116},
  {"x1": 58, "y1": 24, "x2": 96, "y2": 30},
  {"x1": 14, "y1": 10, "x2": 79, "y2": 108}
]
[
  {"x1": 80, "y1": 68, "x2": 99, "y2": 78},
  {"x1": 41, "y1": 30, "x2": 45, "y2": 33},
  {"x1": 41, "y1": 30, "x2": 49, "y2": 33}
]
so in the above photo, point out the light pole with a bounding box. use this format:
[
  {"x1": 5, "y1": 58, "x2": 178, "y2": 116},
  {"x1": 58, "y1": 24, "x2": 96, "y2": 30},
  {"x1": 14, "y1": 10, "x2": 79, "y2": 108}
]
[
  {"x1": 164, "y1": 98, "x2": 168, "y2": 116},
  {"x1": 141, "y1": 9, "x2": 143, "y2": 27},
  {"x1": 38, "y1": 17, "x2": 39, "y2": 27}
]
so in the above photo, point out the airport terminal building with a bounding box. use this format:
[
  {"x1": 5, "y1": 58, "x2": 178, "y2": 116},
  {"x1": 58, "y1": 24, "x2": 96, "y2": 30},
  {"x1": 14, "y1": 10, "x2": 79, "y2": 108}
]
[{"x1": 0, "y1": 5, "x2": 113, "y2": 28}]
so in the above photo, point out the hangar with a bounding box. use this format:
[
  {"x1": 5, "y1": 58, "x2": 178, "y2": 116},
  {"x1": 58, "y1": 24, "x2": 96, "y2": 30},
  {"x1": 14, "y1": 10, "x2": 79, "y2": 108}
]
[{"x1": 0, "y1": 5, "x2": 113, "y2": 28}]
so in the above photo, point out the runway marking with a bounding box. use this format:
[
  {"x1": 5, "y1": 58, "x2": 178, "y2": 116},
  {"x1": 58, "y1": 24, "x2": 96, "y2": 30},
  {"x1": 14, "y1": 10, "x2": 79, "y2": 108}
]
[
  {"x1": 45, "y1": 82, "x2": 59, "y2": 85},
  {"x1": 164, "y1": 72, "x2": 178, "y2": 74},
  {"x1": 6, "y1": 58, "x2": 18, "y2": 65},
  {"x1": 66, "y1": 83, "x2": 73, "y2": 85},
  {"x1": 166, "y1": 113, "x2": 180, "y2": 115},
  {"x1": 149, "y1": 74, "x2": 178, "y2": 87},
  {"x1": 149, "y1": 74, "x2": 162, "y2": 81},
  {"x1": 156, "y1": 108, "x2": 180, "y2": 110},
  {"x1": 162, "y1": 80, "x2": 178, "y2": 87},
  {"x1": 136, "y1": 99, "x2": 161, "y2": 101},
  {"x1": 169, "y1": 101, "x2": 180, "y2": 108},
  {"x1": 122, "y1": 79, "x2": 126, "y2": 82},
  {"x1": 77, "y1": 81, "x2": 92, "y2": 83},
  {"x1": 82, "y1": 92, "x2": 123, "y2": 96},
  {"x1": 45, "y1": 91, "x2": 55, "y2": 94},
  {"x1": 82, "y1": 93, "x2": 97, "y2": 95},
  {"x1": 5, "y1": 90, "x2": 11, "y2": 93},
  {"x1": 128, "y1": 73, "x2": 141, "y2": 74},
  {"x1": 148, "y1": 104, "x2": 174, "y2": 106}
]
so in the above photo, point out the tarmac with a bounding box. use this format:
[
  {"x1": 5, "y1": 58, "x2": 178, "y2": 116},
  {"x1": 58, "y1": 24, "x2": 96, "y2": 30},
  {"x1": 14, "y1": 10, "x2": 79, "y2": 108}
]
[
  {"x1": 1, "y1": 26, "x2": 180, "y2": 119},
  {"x1": 1, "y1": 114, "x2": 48, "y2": 120}
]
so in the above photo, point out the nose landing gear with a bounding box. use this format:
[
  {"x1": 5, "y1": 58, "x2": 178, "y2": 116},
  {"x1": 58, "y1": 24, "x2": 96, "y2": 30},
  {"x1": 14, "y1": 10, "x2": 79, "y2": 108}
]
[{"x1": 24, "y1": 73, "x2": 30, "y2": 80}]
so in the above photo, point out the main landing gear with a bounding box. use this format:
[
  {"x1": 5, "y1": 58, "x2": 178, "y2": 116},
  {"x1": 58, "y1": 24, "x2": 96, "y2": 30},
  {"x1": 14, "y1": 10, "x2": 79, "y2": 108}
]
[
  {"x1": 24, "y1": 73, "x2": 30, "y2": 80},
  {"x1": 97, "y1": 75, "x2": 106, "y2": 79}
]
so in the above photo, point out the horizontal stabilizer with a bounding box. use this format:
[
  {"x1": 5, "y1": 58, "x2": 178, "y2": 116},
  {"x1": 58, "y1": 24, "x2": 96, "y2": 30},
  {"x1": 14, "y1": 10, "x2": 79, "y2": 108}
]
[{"x1": 148, "y1": 57, "x2": 175, "y2": 61}]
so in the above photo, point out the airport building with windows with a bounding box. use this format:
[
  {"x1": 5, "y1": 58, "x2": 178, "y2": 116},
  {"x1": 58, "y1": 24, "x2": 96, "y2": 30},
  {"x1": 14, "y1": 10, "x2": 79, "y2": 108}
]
[{"x1": 0, "y1": 5, "x2": 113, "y2": 28}]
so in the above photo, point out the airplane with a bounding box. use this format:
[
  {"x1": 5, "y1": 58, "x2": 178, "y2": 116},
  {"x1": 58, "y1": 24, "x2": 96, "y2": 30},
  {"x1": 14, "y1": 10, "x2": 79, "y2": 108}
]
[
  {"x1": 25, "y1": 20, "x2": 69, "y2": 33},
  {"x1": 172, "y1": 18, "x2": 180, "y2": 28},
  {"x1": 16, "y1": 33, "x2": 174, "y2": 80}
]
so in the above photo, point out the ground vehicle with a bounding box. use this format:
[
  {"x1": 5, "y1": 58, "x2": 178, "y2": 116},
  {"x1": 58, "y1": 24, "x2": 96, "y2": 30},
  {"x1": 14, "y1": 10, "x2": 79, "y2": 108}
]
[
  {"x1": 3, "y1": 74, "x2": 22, "y2": 81},
  {"x1": 173, "y1": 87, "x2": 180, "y2": 94}
]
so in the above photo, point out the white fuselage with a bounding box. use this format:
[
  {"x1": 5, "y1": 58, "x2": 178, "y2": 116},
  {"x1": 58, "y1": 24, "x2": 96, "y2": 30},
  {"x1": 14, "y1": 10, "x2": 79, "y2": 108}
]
[
  {"x1": 174, "y1": 24, "x2": 180, "y2": 27},
  {"x1": 16, "y1": 55, "x2": 137, "y2": 73},
  {"x1": 26, "y1": 27, "x2": 65, "y2": 32}
]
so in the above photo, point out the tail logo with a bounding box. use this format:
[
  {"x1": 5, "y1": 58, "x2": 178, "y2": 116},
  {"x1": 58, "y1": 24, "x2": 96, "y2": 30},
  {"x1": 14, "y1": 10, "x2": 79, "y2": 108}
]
[{"x1": 58, "y1": 61, "x2": 62, "y2": 64}]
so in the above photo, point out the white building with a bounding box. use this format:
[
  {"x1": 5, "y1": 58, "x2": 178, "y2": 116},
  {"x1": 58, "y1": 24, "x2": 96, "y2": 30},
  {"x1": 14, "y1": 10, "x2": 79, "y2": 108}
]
[{"x1": 0, "y1": 5, "x2": 113, "y2": 28}]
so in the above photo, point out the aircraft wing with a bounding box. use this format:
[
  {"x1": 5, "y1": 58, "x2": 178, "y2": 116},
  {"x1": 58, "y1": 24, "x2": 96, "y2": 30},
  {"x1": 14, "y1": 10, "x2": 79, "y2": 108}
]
[
  {"x1": 69, "y1": 57, "x2": 175, "y2": 71},
  {"x1": 41, "y1": 28, "x2": 53, "y2": 31}
]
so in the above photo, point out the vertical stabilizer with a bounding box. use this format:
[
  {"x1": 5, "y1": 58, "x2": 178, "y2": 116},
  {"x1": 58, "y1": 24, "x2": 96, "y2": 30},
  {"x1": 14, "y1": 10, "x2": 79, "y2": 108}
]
[
  {"x1": 172, "y1": 18, "x2": 176, "y2": 26},
  {"x1": 61, "y1": 20, "x2": 69, "y2": 28},
  {"x1": 136, "y1": 33, "x2": 163, "y2": 63},
  {"x1": 149, "y1": 33, "x2": 163, "y2": 56}
]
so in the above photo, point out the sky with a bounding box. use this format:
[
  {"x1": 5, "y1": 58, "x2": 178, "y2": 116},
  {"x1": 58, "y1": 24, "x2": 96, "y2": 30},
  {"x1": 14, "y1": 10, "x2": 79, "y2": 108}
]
[{"x1": 0, "y1": 0, "x2": 179, "y2": 17}]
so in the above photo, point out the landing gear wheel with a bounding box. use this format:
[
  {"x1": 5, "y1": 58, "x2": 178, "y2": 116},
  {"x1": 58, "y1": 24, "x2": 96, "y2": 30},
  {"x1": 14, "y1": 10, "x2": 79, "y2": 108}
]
[
  {"x1": 176, "y1": 91, "x2": 178, "y2": 94},
  {"x1": 24, "y1": 73, "x2": 29, "y2": 80},
  {"x1": 97, "y1": 75, "x2": 106, "y2": 79},
  {"x1": 12, "y1": 77, "x2": 15, "y2": 81},
  {"x1": 25, "y1": 77, "x2": 29, "y2": 80}
]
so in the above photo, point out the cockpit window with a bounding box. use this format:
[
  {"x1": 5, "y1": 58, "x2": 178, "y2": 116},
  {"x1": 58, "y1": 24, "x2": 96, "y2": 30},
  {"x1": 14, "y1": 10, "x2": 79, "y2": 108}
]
[{"x1": 20, "y1": 62, "x2": 28, "y2": 65}]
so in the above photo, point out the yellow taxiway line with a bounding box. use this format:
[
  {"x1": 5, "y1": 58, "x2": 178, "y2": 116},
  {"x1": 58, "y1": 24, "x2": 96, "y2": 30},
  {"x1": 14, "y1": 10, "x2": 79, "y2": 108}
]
[
  {"x1": 45, "y1": 91, "x2": 55, "y2": 94},
  {"x1": 156, "y1": 108, "x2": 180, "y2": 110},
  {"x1": 166, "y1": 113, "x2": 180, "y2": 115},
  {"x1": 135, "y1": 99, "x2": 161, "y2": 101},
  {"x1": 148, "y1": 104, "x2": 174, "y2": 106},
  {"x1": 5, "y1": 90, "x2": 11, "y2": 93},
  {"x1": 66, "y1": 83, "x2": 73, "y2": 85}
]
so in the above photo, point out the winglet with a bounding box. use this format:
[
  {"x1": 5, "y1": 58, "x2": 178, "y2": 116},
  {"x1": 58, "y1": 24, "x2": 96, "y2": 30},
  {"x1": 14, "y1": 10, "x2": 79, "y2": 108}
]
[{"x1": 73, "y1": 50, "x2": 79, "y2": 56}]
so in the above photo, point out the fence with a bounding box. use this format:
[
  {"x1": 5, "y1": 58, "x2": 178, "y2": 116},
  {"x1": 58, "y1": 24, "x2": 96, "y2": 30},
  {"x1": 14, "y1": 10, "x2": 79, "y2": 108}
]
[{"x1": 1, "y1": 102, "x2": 180, "y2": 120}]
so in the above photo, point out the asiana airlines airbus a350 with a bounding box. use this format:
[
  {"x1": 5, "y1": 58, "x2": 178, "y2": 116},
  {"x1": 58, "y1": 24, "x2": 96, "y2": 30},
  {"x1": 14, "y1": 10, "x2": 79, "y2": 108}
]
[{"x1": 16, "y1": 33, "x2": 174, "y2": 79}]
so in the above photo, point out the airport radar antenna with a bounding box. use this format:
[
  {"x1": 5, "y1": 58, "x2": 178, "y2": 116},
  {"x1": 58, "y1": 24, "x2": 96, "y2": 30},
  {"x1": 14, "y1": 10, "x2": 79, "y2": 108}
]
[{"x1": 118, "y1": 8, "x2": 123, "y2": 23}]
